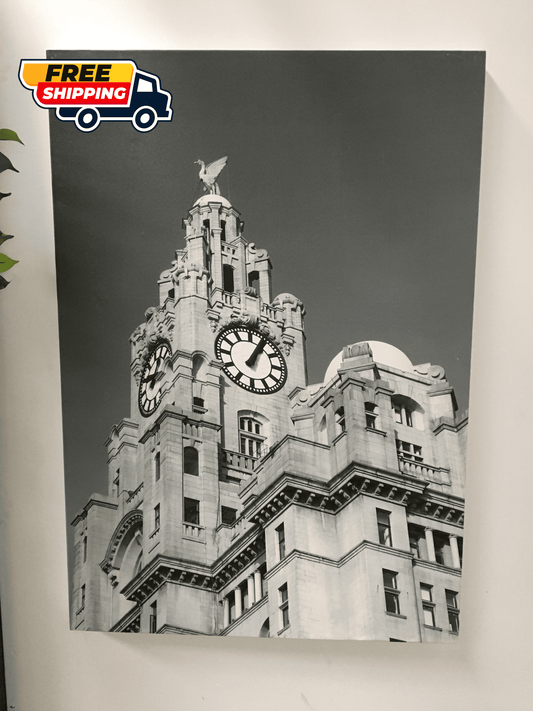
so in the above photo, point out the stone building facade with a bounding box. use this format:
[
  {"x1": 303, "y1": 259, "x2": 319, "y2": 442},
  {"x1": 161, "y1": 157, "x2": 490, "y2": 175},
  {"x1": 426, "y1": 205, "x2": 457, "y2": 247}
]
[{"x1": 71, "y1": 189, "x2": 466, "y2": 641}]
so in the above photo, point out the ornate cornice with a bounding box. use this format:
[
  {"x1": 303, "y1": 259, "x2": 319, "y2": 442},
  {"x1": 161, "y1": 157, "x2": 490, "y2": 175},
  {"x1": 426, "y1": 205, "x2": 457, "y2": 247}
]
[
  {"x1": 121, "y1": 555, "x2": 213, "y2": 604},
  {"x1": 242, "y1": 457, "x2": 464, "y2": 531},
  {"x1": 110, "y1": 605, "x2": 142, "y2": 633},
  {"x1": 211, "y1": 534, "x2": 265, "y2": 592}
]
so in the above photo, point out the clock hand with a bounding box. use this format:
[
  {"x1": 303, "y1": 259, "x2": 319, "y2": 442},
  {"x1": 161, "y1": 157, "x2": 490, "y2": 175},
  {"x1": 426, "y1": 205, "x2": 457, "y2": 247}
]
[
  {"x1": 142, "y1": 370, "x2": 164, "y2": 385},
  {"x1": 245, "y1": 339, "x2": 266, "y2": 368}
]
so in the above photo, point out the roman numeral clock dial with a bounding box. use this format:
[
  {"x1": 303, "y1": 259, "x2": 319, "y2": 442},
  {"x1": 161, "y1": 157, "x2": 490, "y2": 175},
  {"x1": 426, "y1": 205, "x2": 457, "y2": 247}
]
[
  {"x1": 214, "y1": 326, "x2": 287, "y2": 394},
  {"x1": 138, "y1": 341, "x2": 171, "y2": 416}
]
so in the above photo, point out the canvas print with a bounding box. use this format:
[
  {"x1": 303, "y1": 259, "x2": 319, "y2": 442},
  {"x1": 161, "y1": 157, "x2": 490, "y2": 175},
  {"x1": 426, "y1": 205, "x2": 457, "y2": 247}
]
[{"x1": 48, "y1": 50, "x2": 485, "y2": 639}]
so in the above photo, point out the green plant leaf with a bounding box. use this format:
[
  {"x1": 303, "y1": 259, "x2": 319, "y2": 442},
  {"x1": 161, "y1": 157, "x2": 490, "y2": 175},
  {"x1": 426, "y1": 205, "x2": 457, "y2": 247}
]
[
  {"x1": 0, "y1": 275, "x2": 9, "y2": 289},
  {"x1": 0, "y1": 253, "x2": 19, "y2": 273},
  {"x1": 0, "y1": 152, "x2": 19, "y2": 174},
  {"x1": 0, "y1": 129, "x2": 24, "y2": 144},
  {"x1": 0, "y1": 232, "x2": 14, "y2": 246}
]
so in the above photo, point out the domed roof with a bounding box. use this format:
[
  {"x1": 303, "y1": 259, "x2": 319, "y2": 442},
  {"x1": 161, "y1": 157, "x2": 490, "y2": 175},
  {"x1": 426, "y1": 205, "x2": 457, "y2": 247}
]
[
  {"x1": 324, "y1": 341, "x2": 414, "y2": 384},
  {"x1": 193, "y1": 194, "x2": 232, "y2": 209}
]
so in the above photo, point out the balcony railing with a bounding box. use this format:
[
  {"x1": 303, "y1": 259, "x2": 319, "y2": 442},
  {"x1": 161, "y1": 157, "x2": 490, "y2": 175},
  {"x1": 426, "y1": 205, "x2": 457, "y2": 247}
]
[
  {"x1": 222, "y1": 449, "x2": 257, "y2": 473},
  {"x1": 261, "y1": 303, "x2": 279, "y2": 320},
  {"x1": 183, "y1": 522, "x2": 206, "y2": 541},
  {"x1": 398, "y1": 456, "x2": 451, "y2": 485}
]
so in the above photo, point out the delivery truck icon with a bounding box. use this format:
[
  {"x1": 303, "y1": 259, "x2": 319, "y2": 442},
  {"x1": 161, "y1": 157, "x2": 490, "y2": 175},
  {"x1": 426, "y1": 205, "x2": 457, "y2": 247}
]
[{"x1": 19, "y1": 59, "x2": 173, "y2": 133}]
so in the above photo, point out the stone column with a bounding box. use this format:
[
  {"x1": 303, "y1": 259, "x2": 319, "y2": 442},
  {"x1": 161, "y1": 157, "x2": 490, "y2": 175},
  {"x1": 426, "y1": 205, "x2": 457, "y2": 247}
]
[
  {"x1": 254, "y1": 569, "x2": 262, "y2": 601},
  {"x1": 234, "y1": 587, "x2": 243, "y2": 619},
  {"x1": 247, "y1": 576, "x2": 255, "y2": 608},
  {"x1": 425, "y1": 528, "x2": 436, "y2": 563},
  {"x1": 223, "y1": 597, "x2": 230, "y2": 628},
  {"x1": 449, "y1": 534, "x2": 461, "y2": 569}
]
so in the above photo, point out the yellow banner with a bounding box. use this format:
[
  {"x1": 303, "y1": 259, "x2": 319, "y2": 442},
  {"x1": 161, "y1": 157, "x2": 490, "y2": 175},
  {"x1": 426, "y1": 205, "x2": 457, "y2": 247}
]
[{"x1": 20, "y1": 61, "x2": 135, "y2": 86}]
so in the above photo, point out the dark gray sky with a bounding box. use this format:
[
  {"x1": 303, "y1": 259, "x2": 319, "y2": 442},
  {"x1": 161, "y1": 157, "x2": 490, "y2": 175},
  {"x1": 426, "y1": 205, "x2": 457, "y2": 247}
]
[{"x1": 48, "y1": 51, "x2": 485, "y2": 533}]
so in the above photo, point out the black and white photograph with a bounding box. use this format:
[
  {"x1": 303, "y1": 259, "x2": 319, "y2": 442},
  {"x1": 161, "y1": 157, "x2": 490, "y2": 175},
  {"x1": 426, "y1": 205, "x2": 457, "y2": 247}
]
[{"x1": 48, "y1": 50, "x2": 485, "y2": 639}]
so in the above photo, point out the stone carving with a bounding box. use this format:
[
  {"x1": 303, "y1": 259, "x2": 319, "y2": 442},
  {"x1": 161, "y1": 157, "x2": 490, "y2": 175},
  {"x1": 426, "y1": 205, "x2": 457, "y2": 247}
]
[
  {"x1": 130, "y1": 304, "x2": 175, "y2": 385},
  {"x1": 342, "y1": 342, "x2": 373, "y2": 360},
  {"x1": 247, "y1": 242, "x2": 269, "y2": 262},
  {"x1": 281, "y1": 332, "x2": 295, "y2": 356},
  {"x1": 413, "y1": 363, "x2": 446, "y2": 380},
  {"x1": 194, "y1": 156, "x2": 228, "y2": 195},
  {"x1": 217, "y1": 312, "x2": 281, "y2": 346},
  {"x1": 272, "y1": 292, "x2": 303, "y2": 311}
]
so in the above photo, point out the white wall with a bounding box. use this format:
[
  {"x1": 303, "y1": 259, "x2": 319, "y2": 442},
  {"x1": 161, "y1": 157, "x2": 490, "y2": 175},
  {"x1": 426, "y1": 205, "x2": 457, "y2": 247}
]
[{"x1": 1, "y1": 2, "x2": 533, "y2": 709}]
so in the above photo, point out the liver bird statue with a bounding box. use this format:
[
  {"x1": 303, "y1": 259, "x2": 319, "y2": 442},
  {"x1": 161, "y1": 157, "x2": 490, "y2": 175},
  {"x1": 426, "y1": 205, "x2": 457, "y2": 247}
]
[{"x1": 195, "y1": 156, "x2": 228, "y2": 195}]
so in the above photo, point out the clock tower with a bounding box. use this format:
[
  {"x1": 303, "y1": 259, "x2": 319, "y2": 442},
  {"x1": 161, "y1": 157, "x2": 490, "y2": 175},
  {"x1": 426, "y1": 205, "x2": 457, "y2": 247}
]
[{"x1": 72, "y1": 168, "x2": 466, "y2": 642}]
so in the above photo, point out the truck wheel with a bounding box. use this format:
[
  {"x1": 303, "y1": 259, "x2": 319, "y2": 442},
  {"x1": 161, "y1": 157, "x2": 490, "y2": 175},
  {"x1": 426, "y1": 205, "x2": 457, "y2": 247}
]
[
  {"x1": 75, "y1": 108, "x2": 101, "y2": 132},
  {"x1": 133, "y1": 106, "x2": 158, "y2": 132}
]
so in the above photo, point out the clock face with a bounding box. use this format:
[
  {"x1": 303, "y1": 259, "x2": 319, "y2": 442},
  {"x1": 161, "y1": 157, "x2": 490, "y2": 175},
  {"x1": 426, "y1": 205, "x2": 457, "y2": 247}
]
[
  {"x1": 214, "y1": 326, "x2": 287, "y2": 394},
  {"x1": 138, "y1": 341, "x2": 171, "y2": 417}
]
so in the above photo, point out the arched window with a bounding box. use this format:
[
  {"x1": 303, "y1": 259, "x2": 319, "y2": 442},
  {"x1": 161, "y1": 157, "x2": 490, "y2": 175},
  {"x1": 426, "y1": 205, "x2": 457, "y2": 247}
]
[
  {"x1": 239, "y1": 416, "x2": 264, "y2": 458},
  {"x1": 223, "y1": 264, "x2": 234, "y2": 292},
  {"x1": 391, "y1": 395, "x2": 424, "y2": 430},
  {"x1": 184, "y1": 446, "x2": 199, "y2": 476}
]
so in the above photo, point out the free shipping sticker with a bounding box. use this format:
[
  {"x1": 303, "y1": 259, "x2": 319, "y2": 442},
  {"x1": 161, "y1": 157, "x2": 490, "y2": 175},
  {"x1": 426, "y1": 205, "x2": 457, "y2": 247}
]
[{"x1": 19, "y1": 59, "x2": 173, "y2": 132}]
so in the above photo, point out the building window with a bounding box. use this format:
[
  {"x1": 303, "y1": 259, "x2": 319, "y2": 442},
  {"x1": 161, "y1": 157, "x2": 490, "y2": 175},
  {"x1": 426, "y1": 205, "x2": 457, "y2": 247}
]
[
  {"x1": 239, "y1": 417, "x2": 264, "y2": 458},
  {"x1": 276, "y1": 523, "x2": 286, "y2": 561},
  {"x1": 184, "y1": 446, "x2": 199, "y2": 476},
  {"x1": 154, "y1": 451, "x2": 161, "y2": 482},
  {"x1": 154, "y1": 504, "x2": 160, "y2": 531},
  {"x1": 396, "y1": 440, "x2": 423, "y2": 462},
  {"x1": 446, "y1": 590, "x2": 460, "y2": 633},
  {"x1": 221, "y1": 506, "x2": 237, "y2": 525},
  {"x1": 420, "y1": 584, "x2": 436, "y2": 627},
  {"x1": 335, "y1": 407, "x2": 346, "y2": 435},
  {"x1": 83, "y1": 535, "x2": 87, "y2": 563},
  {"x1": 377, "y1": 509, "x2": 392, "y2": 547},
  {"x1": 114, "y1": 470, "x2": 120, "y2": 497},
  {"x1": 193, "y1": 396, "x2": 205, "y2": 408},
  {"x1": 279, "y1": 583, "x2": 290, "y2": 630},
  {"x1": 383, "y1": 570, "x2": 401, "y2": 615},
  {"x1": 365, "y1": 402, "x2": 378, "y2": 429},
  {"x1": 184, "y1": 497, "x2": 200, "y2": 525},
  {"x1": 223, "y1": 264, "x2": 235, "y2": 292},
  {"x1": 150, "y1": 601, "x2": 157, "y2": 633},
  {"x1": 248, "y1": 270, "x2": 260, "y2": 291},
  {"x1": 80, "y1": 584, "x2": 86, "y2": 610},
  {"x1": 167, "y1": 288, "x2": 175, "y2": 299}
]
